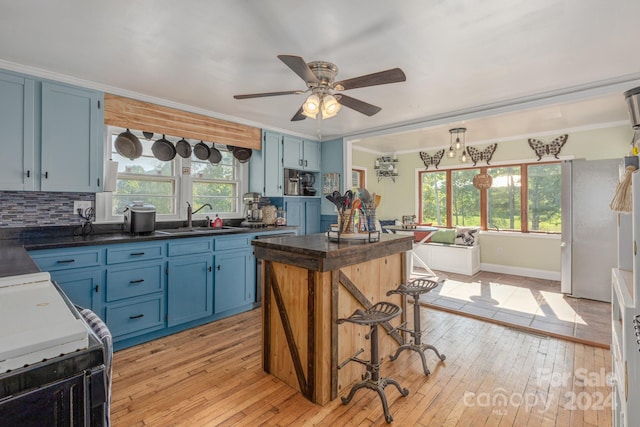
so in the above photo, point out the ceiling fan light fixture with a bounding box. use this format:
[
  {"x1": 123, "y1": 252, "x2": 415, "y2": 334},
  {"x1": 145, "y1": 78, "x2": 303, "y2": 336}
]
[
  {"x1": 302, "y1": 93, "x2": 320, "y2": 118},
  {"x1": 321, "y1": 94, "x2": 341, "y2": 119}
]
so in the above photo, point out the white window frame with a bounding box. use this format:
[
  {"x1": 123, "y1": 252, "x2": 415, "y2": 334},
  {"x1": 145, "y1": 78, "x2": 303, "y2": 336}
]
[{"x1": 96, "y1": 126, "x2": 248, "y2": 224}]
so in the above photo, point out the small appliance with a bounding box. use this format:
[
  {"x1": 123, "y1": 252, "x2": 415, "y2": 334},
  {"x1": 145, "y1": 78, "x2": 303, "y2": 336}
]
[
  {"x1": 300, "y1": 172, "x2": 317, "y2": 196},
  {"x1": 123, "y1": 202, "x2": 156, "y2": 234},
  {"x1": 241, "y1": 192, "x2": 266, "y2": 227},
  {"x1": 284, "y1": 168, "x2": 300, "y2": 195}
]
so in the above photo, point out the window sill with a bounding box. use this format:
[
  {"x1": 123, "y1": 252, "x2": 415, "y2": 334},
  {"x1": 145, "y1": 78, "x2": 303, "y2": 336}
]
[{"x1": 479, "y1": 230, "x2": 561, "y2": 239}]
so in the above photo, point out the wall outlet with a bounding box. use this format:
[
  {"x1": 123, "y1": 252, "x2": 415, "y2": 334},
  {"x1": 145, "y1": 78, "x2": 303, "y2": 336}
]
[
  {"x1": 496, "y1": 246, "x2": 504, "y2": 255},
  {"x1": 74, "y1": 201, "x2": 93, "y2": 216}
]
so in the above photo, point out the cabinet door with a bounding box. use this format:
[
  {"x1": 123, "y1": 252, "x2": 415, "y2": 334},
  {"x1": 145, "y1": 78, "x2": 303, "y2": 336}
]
[
  {"x1": 41, "y1": 82, "x2": 103, "y2": 192},
  {"x1": 305, "y1": 199, "x2": 322, "y2": 234},
  {"x1": 0, "y1": 71, "x2": 35, "y2": 190},
  {"x1": 284, "y1": 199, "x2": 305, "y2": 234},
  {"x1": 167, "y1": 255, "x2": 213, "y2": 327},
  {"x1": 50, "y1": 268, "x2": 103, "y2": 313},
  {"x1": 282, "y1": 135, "x2": 303, "y2": 169},
  {"x1": 214, "y1": 250, "x2": 253, "y2": 313},
  {"x1": 263, "y1": 131, "x2": 284, "y2": 196},
  {"x1": 302, "y1": 140, "x2": 321, "y2": 171}
]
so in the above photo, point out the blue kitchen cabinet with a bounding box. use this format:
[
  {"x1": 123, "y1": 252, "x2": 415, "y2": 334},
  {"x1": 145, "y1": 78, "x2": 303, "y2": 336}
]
[
  {"x1": 214, "y1": 235, "x2": 255, "y2": 313},
  {"x1": 263, "y1": 130, "x2": 284, "y2": 196},
  {"x1": 282, "y1": 135, "x2": 321, "y2": 171},
  {"x1": 104, "y1": 242, "x2": 166, "y2": 341},
  {"x1": 167, "y1": 255, "x2": 214, "y2": 326},
  {"x1": 49, "y1": 268, "x2": 104, "y2": 314},
  {"x1": 0, "y1": 70, "x2": 35, "y2": 191},
  {"x1": 284, "y1": 197, "x2": 321, "y2": 234},
  {"x1": 41, "y1": 81, "x2": 103, "y2": 192},
  {"x1": 166, "y1": 237, "x2": 214, "y2": 327}
]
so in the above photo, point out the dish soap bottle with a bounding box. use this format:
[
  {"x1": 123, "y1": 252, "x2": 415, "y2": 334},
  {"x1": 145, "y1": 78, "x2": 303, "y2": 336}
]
[{"x1": 212, "y1": 214, "x2": 223, "y2": 229}]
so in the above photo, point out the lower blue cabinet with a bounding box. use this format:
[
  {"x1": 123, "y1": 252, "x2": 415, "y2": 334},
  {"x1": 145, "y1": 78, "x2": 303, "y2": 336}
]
[
  {"x1": 214, "y1": 249, "x2": 254, "y2": 314},
  {"x1": 167, "y1": 255, "x2": 213, "y2": 327},
  {"x1": 104, "y1": 294, "x2": 164, "y2": 338},
  {"x1": 49, "y1": 267, "x2": 103, "y2": 313}
]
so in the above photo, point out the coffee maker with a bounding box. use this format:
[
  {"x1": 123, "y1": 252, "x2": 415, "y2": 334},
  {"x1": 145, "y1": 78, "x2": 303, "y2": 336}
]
[
  {"x1": 300, "y1": 172, "x2": 317, "y2": 196},
  {"x1": 241, "y1": 192, "x2": 265, "y2": 227}
]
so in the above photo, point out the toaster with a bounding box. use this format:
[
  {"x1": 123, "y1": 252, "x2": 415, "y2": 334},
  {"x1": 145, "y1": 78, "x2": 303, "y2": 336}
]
[{"x1": 123, "y1": 202, "x2": 156, "y2": 234}]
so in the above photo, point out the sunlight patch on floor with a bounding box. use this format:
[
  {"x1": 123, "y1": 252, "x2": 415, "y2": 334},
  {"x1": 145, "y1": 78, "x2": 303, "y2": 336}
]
[{"x1": 540, "y1": 290, "x2": 586, "y2": 325}]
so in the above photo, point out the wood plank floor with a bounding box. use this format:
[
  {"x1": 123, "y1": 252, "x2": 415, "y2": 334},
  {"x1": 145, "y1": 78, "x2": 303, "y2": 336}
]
[{"x1": 111, "y1": 306, "x2": 613, "y2": 426}]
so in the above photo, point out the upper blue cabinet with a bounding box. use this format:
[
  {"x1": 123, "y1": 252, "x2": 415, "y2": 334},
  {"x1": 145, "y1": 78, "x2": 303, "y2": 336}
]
[
  {"x1": 282, "y1": 135, "x2": 320, "y2": 171},
  {"x1": 0, "y1": 71, "x2": 35, "y2": 191},
  {"x1": 41, "y1": 82, "x2": 103, "y2": 192},
  {"x1": 0, "y1": 69, "x2": 104, "y2": 192}
]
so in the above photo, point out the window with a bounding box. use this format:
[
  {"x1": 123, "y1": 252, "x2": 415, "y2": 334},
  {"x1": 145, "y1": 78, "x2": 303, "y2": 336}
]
[
  {"x1": 99, "y1": 128, "x2": 247, "y2": 222},
  {"x1": 191, "y1": 152, "x2": 241, "y2": 213},
  {"x1": 110, "y1": 135, "x2": 177, "y2": 216},
  {"x1": 418, "y1": 161, "x2": 561, "y2": 233}
]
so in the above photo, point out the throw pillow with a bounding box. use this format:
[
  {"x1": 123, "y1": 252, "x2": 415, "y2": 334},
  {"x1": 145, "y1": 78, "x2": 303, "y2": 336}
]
[
  {"x1": 414, "y1": 223, "x2": 433, "y2": 243},
  {"x1": 455, "y1": 226, "x2": 479, "y2": 246},
  {"x1": 430, "y1": 229, "x2": 456, "y2": 244}
]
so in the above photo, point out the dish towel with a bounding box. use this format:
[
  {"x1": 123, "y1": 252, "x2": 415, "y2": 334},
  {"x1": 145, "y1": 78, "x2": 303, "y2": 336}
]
[{"x1": 79, "y1": 307, "x2": 113, "y2": 427}]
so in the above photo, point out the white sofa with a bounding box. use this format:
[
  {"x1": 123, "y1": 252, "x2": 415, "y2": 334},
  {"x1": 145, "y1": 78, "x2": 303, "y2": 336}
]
[{"x1": 413, "y1": 242, "x2": 480, "y2": 276}]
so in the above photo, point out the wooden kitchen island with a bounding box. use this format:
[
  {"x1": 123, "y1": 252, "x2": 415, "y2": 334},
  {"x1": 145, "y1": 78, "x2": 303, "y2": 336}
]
[{"x1": 252, "y1": 232, "x2": 413, "y2": 405}]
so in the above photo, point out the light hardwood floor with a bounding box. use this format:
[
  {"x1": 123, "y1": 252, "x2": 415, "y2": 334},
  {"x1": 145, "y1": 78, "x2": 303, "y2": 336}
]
[{"x1": 111, "y1": 305, "x2": 613, "y2": 426}]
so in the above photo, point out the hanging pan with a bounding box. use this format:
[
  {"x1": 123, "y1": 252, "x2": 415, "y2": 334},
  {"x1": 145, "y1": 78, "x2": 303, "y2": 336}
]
[
  {"x1": 114, "y1": 129, "x2": 143, "y2": 160},
  {"x1": 209, "y1": 144, "x2": 222, "y2": 164},
  {"x1": 151, "y1": 134, "x2": 176, "y2": 161},
  {"x1": 193, "y1": 141, "x2": 211, "y2": 160},
  {"x1": 232, "y1": 146, "x2": 252, "y2": 163},
  {"x1": 176, "y1": 138, "x2": 192, "y2": 158}
]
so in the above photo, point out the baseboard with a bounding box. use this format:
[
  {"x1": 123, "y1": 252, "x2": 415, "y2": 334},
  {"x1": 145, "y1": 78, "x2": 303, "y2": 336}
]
[{"x1": 480, "y1": 263, "x2": 561, "y2": 281}]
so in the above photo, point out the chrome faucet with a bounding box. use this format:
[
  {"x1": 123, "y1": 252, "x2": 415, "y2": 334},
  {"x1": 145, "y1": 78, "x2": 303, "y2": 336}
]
[{"x1": 186, "y1": 202, "x2": 213, "y2": 228}]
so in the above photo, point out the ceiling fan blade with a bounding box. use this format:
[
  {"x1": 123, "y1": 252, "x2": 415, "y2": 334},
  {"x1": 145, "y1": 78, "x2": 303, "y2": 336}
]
[
  {"x1": 291, "y1": 106, "x2": 306, "y2": 121},
  {"x1": 334, "y1": 68, "x2": 406, "y2": 91},
  {"x1": 278, "y1": 55, "x2": 319, "y2": 84},
  {"x1": 234, "y1": 90, "x2": 303, "y2": 99},
  {"x1": 337, "y1": 94, "x2": 382, "y2": 116}
]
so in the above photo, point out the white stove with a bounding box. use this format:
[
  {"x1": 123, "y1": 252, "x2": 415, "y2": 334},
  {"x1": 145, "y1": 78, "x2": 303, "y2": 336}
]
[{"x1": 0, "y1": 272, "x2": 89, "y2": 373}]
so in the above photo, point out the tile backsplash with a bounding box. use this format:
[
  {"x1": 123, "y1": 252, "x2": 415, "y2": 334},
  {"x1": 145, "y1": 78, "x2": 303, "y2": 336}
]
[{"x1": 0, "y1": 191, "x2": 95, "y2": 228}]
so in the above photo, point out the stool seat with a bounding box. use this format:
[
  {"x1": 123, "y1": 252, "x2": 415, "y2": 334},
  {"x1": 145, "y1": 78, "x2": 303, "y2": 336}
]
[
  {"x1": 337, "y1": 301, "x2": 401, "y2": 326},
  {"x1": 337, "y1": 301, "x2": 408, "y2": 423},
  {"x1": 386, "y1": 277, "x2": 446, "y2": 376}
]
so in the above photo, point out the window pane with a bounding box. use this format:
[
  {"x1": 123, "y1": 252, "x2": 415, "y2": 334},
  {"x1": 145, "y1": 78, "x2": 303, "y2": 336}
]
[
  {"x1": 111, "y1": 135, "x2": 174, "y2": 176},
  {"x1": 451, "y1": 169, "x2": 480, "y2": 226},
  {"x1": 113, "y1": 178, "x2": 176, "y2": 215},
  {"x1": 528, "y1": 163, "x2": 561, "y2": 232},
  {"x1": 487, "y1": 166, "x2": 522, "y2": 230},
  {"x1": 420, "y1": 171, "x2": 447, "y2": 225},
  {"x1": 191, "y1": 150, "x2": 236, "y2": 180},
  {"x1": 193, "y1": 182, "x2": 237, "y2": 213}
]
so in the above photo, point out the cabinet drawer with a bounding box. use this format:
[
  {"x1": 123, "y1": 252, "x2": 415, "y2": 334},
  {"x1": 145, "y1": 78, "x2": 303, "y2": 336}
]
[
  {"x1": 105, "y1": 295, "x2": 164, "y2": 338},
  {"x1": 215, "y1": 236, "x2": 251, "y2": 251},
  {"x1": 168, "y1": 237, "x2": 213, "y2": 256},
  {"x1": 106, "y1": 243, "x2": 164, "y2": 264},
  {"x1": 30, "y1": 247, "x2": 103, "y2": 271},
  {"x1": 106, "y1": 263, "x2": 163, "y2": 302}
]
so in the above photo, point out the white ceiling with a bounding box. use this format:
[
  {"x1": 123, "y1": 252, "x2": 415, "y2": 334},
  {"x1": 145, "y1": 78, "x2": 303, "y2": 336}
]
[{"x1": 1, "y1": 0, "x2": 639, "y2": 153}]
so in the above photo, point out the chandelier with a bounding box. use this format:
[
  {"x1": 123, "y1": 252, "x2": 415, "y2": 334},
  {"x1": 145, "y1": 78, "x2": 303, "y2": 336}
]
[{"x1": 447, "y1": 127, "x2": 468, "y2": 163}]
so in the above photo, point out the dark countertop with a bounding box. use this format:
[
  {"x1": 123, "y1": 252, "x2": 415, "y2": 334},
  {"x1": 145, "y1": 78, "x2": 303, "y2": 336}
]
[
  {"x1": 0, "y1": 225, "x2": 298, "y2": 278},
  {"x1": 252, "y1": 232, "x2": 413, "y2": 272},
  {"x1": 0, "y1": 240, "x2": 40, "y2": 278}
]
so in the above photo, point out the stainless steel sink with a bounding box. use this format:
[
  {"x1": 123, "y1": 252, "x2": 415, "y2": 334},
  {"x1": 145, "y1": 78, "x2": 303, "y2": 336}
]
[{"x1": 154, "y1": 226, "x2": 247, "y2": 235}]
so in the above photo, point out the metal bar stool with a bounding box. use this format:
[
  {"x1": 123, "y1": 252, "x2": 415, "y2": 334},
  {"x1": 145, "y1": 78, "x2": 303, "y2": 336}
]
[
  {"x1": 386, "y1": 277, "x2": 446, "y2": 375},
  {"x1": 337, "y1": 301, "x2": 409, "y2": 423}
]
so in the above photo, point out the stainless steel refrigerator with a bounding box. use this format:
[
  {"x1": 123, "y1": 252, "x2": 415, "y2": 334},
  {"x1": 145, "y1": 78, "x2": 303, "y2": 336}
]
[{"x1": 560, "y1": 158, "x2": 620, "y2": 302}]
